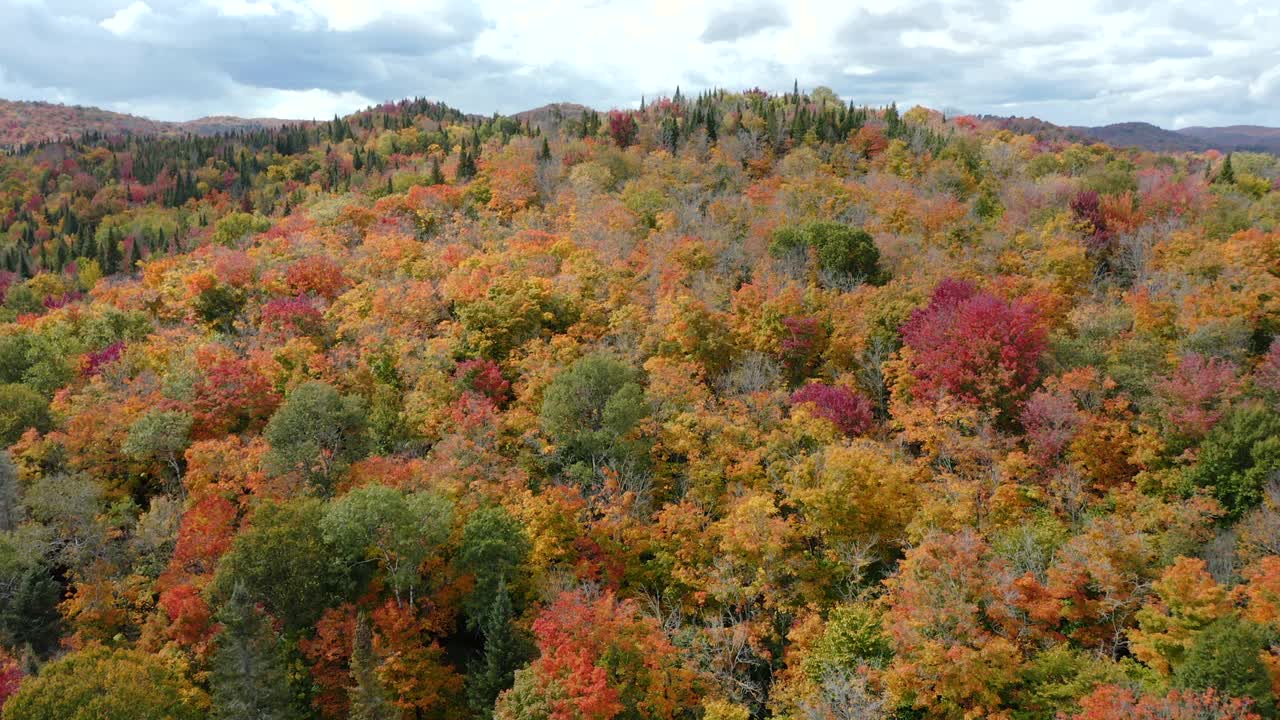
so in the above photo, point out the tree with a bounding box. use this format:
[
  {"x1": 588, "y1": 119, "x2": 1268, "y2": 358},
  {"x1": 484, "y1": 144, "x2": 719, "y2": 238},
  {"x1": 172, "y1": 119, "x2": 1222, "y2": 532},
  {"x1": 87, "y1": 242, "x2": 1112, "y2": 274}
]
[
  {"x1": 320, "y1": 484, "x2": 453, "y2": 604},
  {"x1": 900, "y1": 278, "x2": 1047, "y2": 423},
  {"x1": 121, "y1": 409, "x2": 193, "y2": 489},
  {"x1": 264, "y1": 381, "x2": 369, "y2": 494},
  {"x1": 1185, "y1": 404, "x2": 1280, "y2": 519},
  {"x1": 0, "y1": 384, "x2": 49, "y2": 446},
  {"x1": 467, "y1": 581, "x2": 532, "y2": 720},
  {"x1": 1, "y1": 645, "x2": 206, "y2": 720},
  {"x1": 458, "y1": 507, "x2": 530, "y2": 627},
  {"x1": 790, "y1": 383, "x2": 873, "y2": 437},
  {"x1": 348, "y1": 613, "x2": 396, "y2": 720},
  {"x1": 212, "y1": 498, "x2": 355, "y2": 631},
  {"x1": 0, "y1": 451, "x2": 18, "y2": 531},
  {"x1": 209, "y1": 583, "x2": 298, "y2": 720},
  {"x1": 607, "y1": 111, "x2": 637, "y2": 148},
  {"x1": 1173, "y1": 615, "x2": 1276, "y2": 718},
  {"x1": 540, "y1": 354, "x2": 649, "y2": 488},
  {"x1": 769, "y1": 222, "x2": 882, "y2": 285}
]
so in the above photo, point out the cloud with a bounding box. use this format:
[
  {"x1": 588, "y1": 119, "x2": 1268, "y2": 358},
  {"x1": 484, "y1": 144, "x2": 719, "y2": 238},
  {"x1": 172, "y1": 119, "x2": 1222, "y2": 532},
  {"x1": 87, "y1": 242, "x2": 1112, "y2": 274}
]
[
  {"x1": 0, "y1": 0, "x2": 1278, "y2": 128},
  {"x1": 700, "y1": 2, "x2": 788, "y2": 43}
]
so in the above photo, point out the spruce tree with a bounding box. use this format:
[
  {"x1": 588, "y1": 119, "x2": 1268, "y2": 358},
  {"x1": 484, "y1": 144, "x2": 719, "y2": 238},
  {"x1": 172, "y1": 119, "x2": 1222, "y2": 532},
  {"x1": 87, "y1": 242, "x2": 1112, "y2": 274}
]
[
  {"x1": 537, "y1": 137, "x2": 552, "y2": 163},
  {"x1": 429, "y1": 156, "x2": 445, "y2": 185},
  {"x1": 466, "y1": 580, "x2": 530, "y2": 719},
  {"x1": 348, "y1": 613, "x2": 396, "y2": 720},
  {"x1": 209, "y1": 583, "x2": 297, "y2": 720},
  {"x1": 1218, "y1": 153, "x2": 1236, "y2": 185}
]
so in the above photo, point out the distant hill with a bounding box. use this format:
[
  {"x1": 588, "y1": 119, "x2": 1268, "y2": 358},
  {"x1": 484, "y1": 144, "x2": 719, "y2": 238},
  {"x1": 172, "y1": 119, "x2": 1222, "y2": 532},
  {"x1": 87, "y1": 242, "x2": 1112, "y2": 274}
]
[
  {"x1": 0, "y1": 99, "x2": 298, "y2": 147},
  {"x1": 1071, "y1": 122, "x2": 1210, "y2": 153},
  {"x1": 1177, "y1": 125, "x2": 1280, "y2": 154}
]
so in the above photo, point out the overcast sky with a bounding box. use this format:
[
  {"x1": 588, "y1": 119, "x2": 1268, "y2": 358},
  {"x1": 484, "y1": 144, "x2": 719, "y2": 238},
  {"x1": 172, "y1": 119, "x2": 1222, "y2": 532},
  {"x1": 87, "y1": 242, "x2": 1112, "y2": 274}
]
[{"x1": 1, "y1": 0, "x2": 1277, "y2": 128}]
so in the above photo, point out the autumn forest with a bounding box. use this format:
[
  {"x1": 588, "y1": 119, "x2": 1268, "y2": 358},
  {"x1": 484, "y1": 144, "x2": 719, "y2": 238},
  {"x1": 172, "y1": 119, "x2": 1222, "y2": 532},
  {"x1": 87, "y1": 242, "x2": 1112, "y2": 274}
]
[{"x1": 0, "y1": 87, "x2": 1279, "y2": 720}]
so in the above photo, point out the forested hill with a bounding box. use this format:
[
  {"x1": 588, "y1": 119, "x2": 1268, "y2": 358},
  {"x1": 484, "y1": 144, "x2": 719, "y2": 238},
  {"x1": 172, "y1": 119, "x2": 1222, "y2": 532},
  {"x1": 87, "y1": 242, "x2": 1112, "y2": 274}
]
[
  {"x1": 0, "y1": 99, "x2": 298, "y2": 148},
  {"x1": 1, "y1": 87, "x2": 1280, "y2": 720}
]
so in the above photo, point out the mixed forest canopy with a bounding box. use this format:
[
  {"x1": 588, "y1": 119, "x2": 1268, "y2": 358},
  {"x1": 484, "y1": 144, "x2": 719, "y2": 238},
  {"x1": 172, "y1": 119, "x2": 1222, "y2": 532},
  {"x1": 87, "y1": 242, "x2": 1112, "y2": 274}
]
[{"x1": 1, "y1": 84, "x2": 1280, "y2": 719}]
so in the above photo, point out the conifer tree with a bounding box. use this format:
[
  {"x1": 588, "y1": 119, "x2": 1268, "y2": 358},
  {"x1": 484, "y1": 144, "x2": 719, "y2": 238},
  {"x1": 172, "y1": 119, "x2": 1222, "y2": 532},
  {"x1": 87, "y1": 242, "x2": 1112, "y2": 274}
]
[
  {"x1": 209, "y1": 583, "x2": 297, "y2": 720},
  {"x1": 466, "y1": 580, "x2": 530, "y2": 719},
  {"x1": 348, "y1": 613, "x2": 396, "y2": 720}
]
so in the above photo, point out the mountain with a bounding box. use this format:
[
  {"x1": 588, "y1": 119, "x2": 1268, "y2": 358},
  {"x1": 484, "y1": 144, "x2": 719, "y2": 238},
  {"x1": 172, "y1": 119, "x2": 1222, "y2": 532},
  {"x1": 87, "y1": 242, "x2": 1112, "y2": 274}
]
[
  {"x1": 1177, "y1": 125, "x2": 1280, "y2": 154},
  {"x1": 1072, "y1": 121, "x2": 1210, "y2": 152},
  {"x1": 0, "y1": 99, "x2": 298, "y2": 147}
]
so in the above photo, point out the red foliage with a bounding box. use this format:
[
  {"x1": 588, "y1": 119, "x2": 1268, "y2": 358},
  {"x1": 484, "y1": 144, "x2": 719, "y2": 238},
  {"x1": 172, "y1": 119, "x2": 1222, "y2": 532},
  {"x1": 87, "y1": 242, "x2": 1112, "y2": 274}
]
[
  {"x1": 284, "y1": 254, "x2": 348, "y2": 300},
  {"x1": 790, "y1": 383, "x2": 874, "y2": 436},
  {"x1": 521, "y1": 590, "x2": 699, "y2": 720},
  {"x1": 778, "y1": 315, "x2": 827, "y2": 381},
  {"x1": 901, "y1": 278, "x2": 1047, "y2": 419},
  {"x1": 260, "y1": 295, "x2": 325, "y2": 339},
  {"x1": 1070, "y1": 190, "x2": 1114, "y2": 254},
  {"x1": 1155, "y1": 353, "x2": 1239, "y2": 439},
  {"x1": 189, "y1": 353, "x2": 280, "y2": 438},
  {"x1": 158, "y1": 583, "x2": 214, "y2": 646},
  {"x1": 607, "y1": 111, "x2": 638, "y2": 148},
  {"x1": 81, "y1": 341, "x2": 125, "y2": 377},
  {"x1": 1254, "y1": 339, "x2": 1280, "y2": 396},
  {"x1": 0, "y1": 648, "x2": 23, "y2": 710},
  {"x1": 161, "y1": 494, "x2": 239, "y2": 589},
  {"x1": 1069, "y1": 685, "x2": 1261, "y2": 720},
  {"x1": 454, "y1": 358, "x2": 510, "y2": 404}
]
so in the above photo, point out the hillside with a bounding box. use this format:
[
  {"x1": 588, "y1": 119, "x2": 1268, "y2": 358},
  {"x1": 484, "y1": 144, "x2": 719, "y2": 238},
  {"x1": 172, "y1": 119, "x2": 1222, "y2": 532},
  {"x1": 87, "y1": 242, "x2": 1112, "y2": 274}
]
[
  {"x1": 1073, "y1": 121, "x2": 1211, "y2": 152},
  {"x1": 1, "y1": 90, "x2": 1279, "y2": 720},
  {"x1": 1179, "y1": 125, "x2": 1280, "y2": 154},
  {"x1": 0, "y1": 99, "x2": 298, "y2": 147}
]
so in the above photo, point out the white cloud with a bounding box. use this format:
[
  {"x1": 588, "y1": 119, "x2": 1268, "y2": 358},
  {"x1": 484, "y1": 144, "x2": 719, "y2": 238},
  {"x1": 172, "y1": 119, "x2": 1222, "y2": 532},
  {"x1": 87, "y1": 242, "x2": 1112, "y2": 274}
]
[{"x1": 99, "y1": 0, "x2": 151, "y2": 35}]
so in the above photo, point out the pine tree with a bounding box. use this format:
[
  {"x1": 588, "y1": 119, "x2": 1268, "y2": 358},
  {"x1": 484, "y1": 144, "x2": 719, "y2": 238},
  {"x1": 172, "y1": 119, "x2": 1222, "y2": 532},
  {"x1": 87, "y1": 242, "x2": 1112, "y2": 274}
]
[
  {"x1": 537, "y1": 137, "x2": 552, "y2": 163},
  {"x1": 466, "y1": 580, "x2": 530, "y2": 719},
  {"x1": 1218, "y1": 153, "x2": 1236, "y2": 185},
  {"x1": 429, "y1": 156, "x2": 445, "y2": 185},
  {"x1": 348, "y1": 613, "x2": 396, "y2": 720},
  {"x1": 209, "y1": 583, "x2": 297, "y2": 720}
]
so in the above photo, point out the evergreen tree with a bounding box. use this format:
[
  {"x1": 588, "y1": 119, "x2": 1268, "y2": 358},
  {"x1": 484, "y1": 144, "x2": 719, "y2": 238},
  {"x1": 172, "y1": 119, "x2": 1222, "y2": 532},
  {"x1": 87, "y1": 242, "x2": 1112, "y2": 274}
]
[
  {"x1": 466, "y1": 580, "x2": 530, "y2": 719},
  {"x1": 209, "y1": 583, "x2": 297, "y2": 720},
  {"x1": 1218, "y1": 153, "x2": 1236, "y2": 184},
  {"x1": 429, "y1": 156, "x2": 445, "y2": 185},
  {"x1": 348, "y1": 613, "x2": 396, "y2": 720},
  {"x1": 537, "y1": 137, "x2": 552, "y2": 163},
  {"x1": 1174, "y1": 615, "x2": 1275, "y2": 718}
]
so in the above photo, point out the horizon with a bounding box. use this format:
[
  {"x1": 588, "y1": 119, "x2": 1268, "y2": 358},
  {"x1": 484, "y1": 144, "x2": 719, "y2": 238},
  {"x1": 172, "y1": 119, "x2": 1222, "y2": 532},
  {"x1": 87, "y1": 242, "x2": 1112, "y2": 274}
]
[{"x1": 1, "y1": 1, "x2": 1277, "y2": 129}]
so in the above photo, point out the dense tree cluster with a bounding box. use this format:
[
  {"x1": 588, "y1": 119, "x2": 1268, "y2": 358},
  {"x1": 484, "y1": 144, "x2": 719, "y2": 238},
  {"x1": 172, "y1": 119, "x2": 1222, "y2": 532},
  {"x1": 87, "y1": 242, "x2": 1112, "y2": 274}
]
[{"x1": 1, "y1": 85, "x2": 1280, "y2": 720}]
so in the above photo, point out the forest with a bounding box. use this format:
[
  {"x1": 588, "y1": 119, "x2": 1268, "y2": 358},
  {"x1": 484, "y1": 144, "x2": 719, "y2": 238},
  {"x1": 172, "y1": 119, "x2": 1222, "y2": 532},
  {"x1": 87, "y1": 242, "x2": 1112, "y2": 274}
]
[{"x1": 0, "y1": 85, "x2": 1279, "y2": 719}]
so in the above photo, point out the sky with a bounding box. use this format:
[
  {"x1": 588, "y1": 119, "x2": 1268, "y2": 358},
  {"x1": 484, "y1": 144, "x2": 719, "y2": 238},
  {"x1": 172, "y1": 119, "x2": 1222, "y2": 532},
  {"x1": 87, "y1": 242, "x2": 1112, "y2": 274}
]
[{"x1": 1, "y1": 0, "x2": 1278, "y2": 129}]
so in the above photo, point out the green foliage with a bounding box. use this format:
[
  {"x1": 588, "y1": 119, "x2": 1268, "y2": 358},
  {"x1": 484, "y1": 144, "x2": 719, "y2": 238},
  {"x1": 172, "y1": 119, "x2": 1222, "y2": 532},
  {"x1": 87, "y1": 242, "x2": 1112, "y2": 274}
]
[
  {"x1": 1173, "y1": 615, "x2": 1276, "y2": 718},
  {"x1": 456, "y1": 278, "x2": 579, "y2": 360},
  {"x1": 467, "y1": 581, "x2": 533, "y2": 720},
  {"x1": 264, "y1": 381, "x2": 369, "y2": 494},
  {"x1": 212, "y1": 498, "x2": 355, "y2": 631},
  {"x1": 539, "y1": 353, "x2": 650, "y2": 488},
  {"x1": 1, "y1": 645, "x2": 206, "y2": 720},
  {"x1": 209, "y1": 583, "x2": 300, "y2": 720},
  {"x1": 458, "y1": 506, "x2": 530, "y2": 626},
  {"x1": 121, "y1": 409, "x2": 193, "y2": 484},
  {"x1": 320, "y1": 484, "x2": 453, "y2": 600},
  {"x1": 769, "y1": 222, "x2": 883, "y2": 285},
  {"x1": 803, "y1": 603, "x2": 893, "y2": 681},
  {"x1": 212, "y1": 212, "x2": 270, "y2": 246},
  {"x1": 1185, "y1": 404, "x2": 1280, "y2": 519},
  {"x1": 0, "y1": 383, "x2": 49, "y2": 445},
  {"x1": 193, "y1": 285, "x2": 246, "y2": 333}
]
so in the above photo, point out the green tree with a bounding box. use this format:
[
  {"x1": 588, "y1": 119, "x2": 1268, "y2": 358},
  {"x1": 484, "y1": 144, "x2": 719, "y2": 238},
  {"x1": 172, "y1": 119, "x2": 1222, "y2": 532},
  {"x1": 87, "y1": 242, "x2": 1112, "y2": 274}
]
[
  {"x1": 1185, "y1": 404, "x2": 1280, "y2": 519},
  {"x1": 212, "y1": 498, "x2": 354, "y2": 631},
  {"x1": 347, "y1": 613, "x2": 396, "y2": 720},
  {"x1": 320, "y1": 484, "x2": 453, "y2": 604},
  {"x1": 0, "y1": 451, "x2": 18, "y2": 531},
  {"x1": 539, "y1": 353, "x2": 650, "y2": 488},
  {"x1": 1, "y1": 645, "x2": 206, "y2": 720},
  {"x1": 209, "y1": 583, "x2": 299, "y2": 720},
  {"x1": 0, "y1": 384, "x2": 50, "y2": 446},
  {"x1": 264, "y1": 381, "x2": 369, "y2": 494},
  {"x1": 458, "y1": 507, "x2": 529, "y2": 626},
  {"x1": 1174, "y1": 615, "x2": 1276, "y2": 718},
  {"x1": 121, "y1": 409, "x2": 193, "y2": 489},
  {"x1": 193, "y1": 285, "x2": 246, "y2": 334},
  {"x1": 467, "y1": 580, "x2": 532, "y2": 720},
  {"x1": 769, "y1": 222, "x2": 883, "y2": 285}
]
